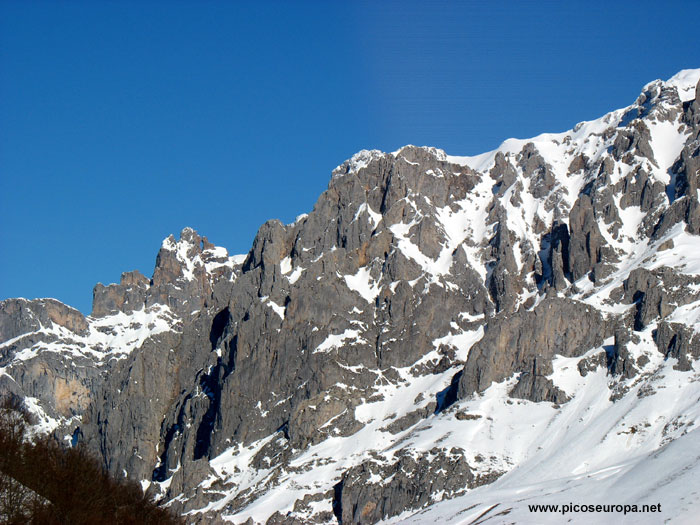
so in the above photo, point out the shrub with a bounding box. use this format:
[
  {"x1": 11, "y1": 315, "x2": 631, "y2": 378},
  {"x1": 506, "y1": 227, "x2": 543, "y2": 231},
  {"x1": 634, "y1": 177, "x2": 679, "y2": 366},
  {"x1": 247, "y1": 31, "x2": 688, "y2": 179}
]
[{"x1": 0, "y1": 396, "x2": 182, "y2": 525}]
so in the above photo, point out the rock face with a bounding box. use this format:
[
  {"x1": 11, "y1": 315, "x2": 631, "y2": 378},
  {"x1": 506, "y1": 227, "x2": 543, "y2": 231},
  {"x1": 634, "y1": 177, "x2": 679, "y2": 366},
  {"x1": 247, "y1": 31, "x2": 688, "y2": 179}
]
[
  {"x1": 458, "y1": 298, "x2": 610, "y2": 403},
  {"x1": 333, "y1": 447, "x2": 479, "y2": 525},
  {"x1": 2, "y1": 70, "x2": 700, "y2": 524},
  {"x1": 0, "y1": 298, "x2": 88, "y2": 341},
  {"x1": 92, "y1": 270, "x2": 150, "y2": 317}
]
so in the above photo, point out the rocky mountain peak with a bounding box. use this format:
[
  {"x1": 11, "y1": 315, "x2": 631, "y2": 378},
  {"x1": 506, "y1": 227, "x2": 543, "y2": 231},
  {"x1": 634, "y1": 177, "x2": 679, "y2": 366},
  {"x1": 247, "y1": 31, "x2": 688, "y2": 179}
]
[
  {"x1": 2, "y1": 69, "x2": 700, "y2": 524},
  {"x1": 91, "y1": 227, "x2": 243, "y2": 319},
  {"x1": 0, "y1": 298, "x2": 88, "y2": 342}
]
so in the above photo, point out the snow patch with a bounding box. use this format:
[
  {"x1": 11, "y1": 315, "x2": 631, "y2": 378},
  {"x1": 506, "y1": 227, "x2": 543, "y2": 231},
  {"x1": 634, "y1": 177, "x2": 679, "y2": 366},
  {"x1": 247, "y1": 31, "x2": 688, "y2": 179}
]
[
  {"x1": 344, "y1": 267, "x2": 381, "y2": 303},
  {"x1": 313, "y1": 329, "x2": 367, "y2": 354}
]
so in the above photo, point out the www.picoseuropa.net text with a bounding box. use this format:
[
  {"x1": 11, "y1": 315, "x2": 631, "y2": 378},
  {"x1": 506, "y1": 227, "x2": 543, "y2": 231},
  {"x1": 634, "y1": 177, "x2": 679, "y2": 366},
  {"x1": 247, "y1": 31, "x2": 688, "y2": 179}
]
[{"x1": 528, "y1": 502, "x2": 661, "y2": 515}]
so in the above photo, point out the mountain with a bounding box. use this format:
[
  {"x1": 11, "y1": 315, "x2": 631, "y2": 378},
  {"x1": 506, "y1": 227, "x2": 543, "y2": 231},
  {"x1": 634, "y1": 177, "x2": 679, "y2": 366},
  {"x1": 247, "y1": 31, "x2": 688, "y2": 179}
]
[{"x1": 2, "y1": 69, "x2": 700, "y2": 524}]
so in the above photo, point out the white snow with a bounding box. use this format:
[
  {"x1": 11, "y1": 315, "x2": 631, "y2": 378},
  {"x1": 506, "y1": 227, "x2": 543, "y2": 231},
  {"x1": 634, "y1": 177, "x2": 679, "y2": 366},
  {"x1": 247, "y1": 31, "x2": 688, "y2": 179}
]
[
  {"x1": 23, "y1": 396, "x2": 61, "y2": 436},
  {"x1": 266, "y1": 300, "x2": 286, "y2": 320},
  {"x1": 665, "y1": 68, "x2": 700, "y2": 102},
  {"x1": 334, "y1": 149, "x2": 386, "y2": 176},
  {"x1": 286, "y1": 265, "x2": 305, "y2": 284},
  {"x1": 391, "y1": 354, "x2": 700, "y2": 525},
  {"x1": 6, "y1": 304, "x2": 178, "y2": 366},
  {"x1": 432, "y1": 327, "x2": 484, "y2": 359},
  {"x1": 313, "y1": 329, "x2": 367, "y2": 354},
  {"x1": 353, "y1": 202, "x2": 382, "y2": 229},
  {"x1": 646, "y1": 118, "x2": 687, "y2": 183},
  {"x1": 177, "y1": 69, "x2": 700, "y2": 524},
  {"x1": 343, "y1": 267, "x2": 381, "y2": 303},
  {"x1": 8, "y1": 69, "x2": 700, "y2": 525},
  {"x1": 279, "y1": 256, "x2": 292, "y2": 275}
]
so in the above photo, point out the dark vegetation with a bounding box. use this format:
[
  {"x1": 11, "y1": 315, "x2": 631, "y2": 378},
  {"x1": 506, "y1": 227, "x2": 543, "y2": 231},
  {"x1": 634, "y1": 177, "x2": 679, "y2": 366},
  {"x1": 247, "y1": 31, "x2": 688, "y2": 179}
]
[{"x1": 0, "y1": 396, "x2": 183, "y2": 525}]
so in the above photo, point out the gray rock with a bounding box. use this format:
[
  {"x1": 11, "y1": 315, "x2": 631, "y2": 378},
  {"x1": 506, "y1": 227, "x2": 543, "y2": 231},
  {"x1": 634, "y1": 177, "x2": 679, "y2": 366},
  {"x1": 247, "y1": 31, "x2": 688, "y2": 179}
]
[
  {"x1": 0, "y1": 298, "x2": 88, "y2": 343},
  {"x1": 92, "y1": 270, "x2": 150, "y2": 317},
  {"x1": 654, "y1": 321, "x2": 700, "y2": 371},
  {"x1": 458, "y1": 297, "x2": 610, "y2": 401},
  {"x1": 518, "y1": 143, "x2": 556, "y2": 199},
  {"x1": 334, "y1": 447, "x2": 477, "y2": 524},
  {"x1": 3, "y1": 72, "x2": 700, "y2": 525},
  {"x1": 612, "y1": 121, "x2": 656, "y2": 165},
  {"x1": 568, "y1": 194, "x2": 606, "y2": 282},
  {"x1": 539, "y1": 220, "x2": 570, "y2": 290},
  {"x1": 607, "y1": 328, "x2": 637, "y2": 379},
  {"x1": 490, "y1": 151, "x2": 518, "y2": 195},
  {"x1": 488, "y1": 221, "x2": 521, "y2": 312}
]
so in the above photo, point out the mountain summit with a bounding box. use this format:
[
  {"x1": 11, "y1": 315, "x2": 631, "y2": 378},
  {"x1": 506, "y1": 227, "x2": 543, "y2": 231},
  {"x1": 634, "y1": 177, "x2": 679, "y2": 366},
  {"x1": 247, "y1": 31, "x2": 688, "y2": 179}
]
[{"x1": 2, "y1": 69, "x2": 700, "y2": 524}]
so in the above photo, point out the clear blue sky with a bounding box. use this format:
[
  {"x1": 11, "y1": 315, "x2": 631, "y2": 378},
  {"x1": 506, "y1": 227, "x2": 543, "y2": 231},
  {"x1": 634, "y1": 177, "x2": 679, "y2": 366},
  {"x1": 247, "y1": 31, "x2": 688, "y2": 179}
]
[{"x1": 1, "y1": 1, "x2": 699, "y2": 314}]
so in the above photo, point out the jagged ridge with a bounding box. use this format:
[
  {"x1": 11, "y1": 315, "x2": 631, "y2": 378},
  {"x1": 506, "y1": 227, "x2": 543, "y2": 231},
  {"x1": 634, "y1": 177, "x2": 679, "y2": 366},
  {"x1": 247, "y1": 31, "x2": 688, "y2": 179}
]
[{"x1": 1, "y1": 69, "x2": 700, "y2": 524}]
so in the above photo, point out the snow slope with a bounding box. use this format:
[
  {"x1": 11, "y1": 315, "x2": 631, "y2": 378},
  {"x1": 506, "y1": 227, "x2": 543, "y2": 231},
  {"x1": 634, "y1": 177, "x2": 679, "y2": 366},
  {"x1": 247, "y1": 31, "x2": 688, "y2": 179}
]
[
  {"x1": 177, "y1": 68, "x2": 700, "y2": 524},
  {"x1": 2, "y1": 69, "x2": 700, "y2": 525}
]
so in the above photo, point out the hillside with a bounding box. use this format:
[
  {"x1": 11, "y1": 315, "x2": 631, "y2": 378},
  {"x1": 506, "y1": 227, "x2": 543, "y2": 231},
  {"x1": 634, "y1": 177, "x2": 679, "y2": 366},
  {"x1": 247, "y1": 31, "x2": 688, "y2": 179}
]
[{"x1": 2, "y1": 69, "x2": 700, "y2": 524}]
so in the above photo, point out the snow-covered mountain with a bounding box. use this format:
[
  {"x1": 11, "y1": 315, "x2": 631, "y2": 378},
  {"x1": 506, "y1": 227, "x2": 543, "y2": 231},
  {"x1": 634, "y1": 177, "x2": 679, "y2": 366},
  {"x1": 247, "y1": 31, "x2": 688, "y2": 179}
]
[{"x1": 2, "y1": 69, "x2": 700, "y2": 524}]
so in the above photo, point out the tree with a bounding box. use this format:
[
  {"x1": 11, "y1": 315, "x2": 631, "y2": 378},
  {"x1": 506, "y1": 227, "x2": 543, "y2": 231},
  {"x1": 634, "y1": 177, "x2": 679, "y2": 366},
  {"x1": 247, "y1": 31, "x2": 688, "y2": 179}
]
[{"x1": 0, "y1": 395, "x2": 182, "y2": 524}]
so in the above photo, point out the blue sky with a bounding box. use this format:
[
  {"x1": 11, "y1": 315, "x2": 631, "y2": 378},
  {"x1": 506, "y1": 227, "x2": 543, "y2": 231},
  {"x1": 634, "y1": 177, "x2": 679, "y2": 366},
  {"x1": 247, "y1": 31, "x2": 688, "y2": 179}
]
[{"x1": 1, "y1": 1, "x2": 699, "y2": 314}]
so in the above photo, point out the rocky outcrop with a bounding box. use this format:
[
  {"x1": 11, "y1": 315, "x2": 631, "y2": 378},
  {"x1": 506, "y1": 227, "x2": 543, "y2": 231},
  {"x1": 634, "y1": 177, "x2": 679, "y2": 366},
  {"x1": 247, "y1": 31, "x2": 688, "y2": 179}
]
[
  {"x1": 92, "y1": 270, "x2": 150, "y2": 317},
  {"x1": 612, "y1": 121, "x2": 655, "y2": 165},
  {"x1": 539, "y1": 219, "x2": 570, "y2": 291},
  {"x1": 140, "y1": 148, "x2": 494, "y2": 491},
  {"x1": 606, "y1": 328, "x2": 638, "y2": 379},
  {"x1": 0, "y1": 299, "x2": 97, "y2": 423},
  {"x1": 674, "y1": 140, "x2": 700, "y2": 203},
  {"x1": 490, "y1": 151, "x2": 518, "y2": 195},
  {"x1": 2, "y1": 71, "x2": 700, "y2": 525},
  {"x1": 0, "y1": 298, "x2": 87, "y2": 343},
  {"x1": 519, "y1": 143, "x2": 556, "y2": 199},
  {"x1": 653, "y1": 129, "x2": 700, "y2": 236},
  {"x1": 623, "y1": 268, "x2": 672, "y2": 331},
  {"x1": 621, "y1": 267, "x2": 700, "y2": 333},
  {"x1": 487, "y1": 220, "x2": 521, "y2": 312},
  {"x1": 333, "y1": 447, "x2": 478, "y2": 524},
  {"x1": 617, "y1": 167, "x2": 665, "y2": 213},
  {"x1": 0, "y1": 348, "x2": 102, "y2": 421},
  {"x1": 567, "y1": 194, "x2": 606, "y2": 282},
  {"x1": 458, "y1": 298, "x2": 610, "y2": 402},
  {"x1": 92, "y1": 229, "x2": 242, "y2": 320},
  {"x1": 654, "y1": 321, "x2": 700, "y2": 371}
]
